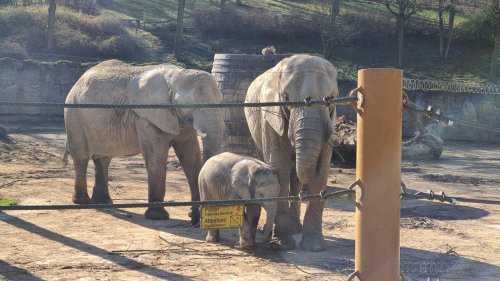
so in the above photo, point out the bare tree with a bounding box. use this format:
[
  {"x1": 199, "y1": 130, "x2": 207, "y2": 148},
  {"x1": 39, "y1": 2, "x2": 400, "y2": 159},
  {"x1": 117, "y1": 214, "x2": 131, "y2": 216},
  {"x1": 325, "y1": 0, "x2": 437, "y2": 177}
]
[
  {"x1": 384, "y1": 0, "x2": 421, "y2": 67},
  {"x1": 489, "y1": 0, "x2": 500, "y2": 82},
  {"x1": 47, "y1": 0, "x2": 56, "y2": 51},
  {"x1": 319, "y1": 0, "x2": 341, "y2": 60},
  {"x1": 438, "y1": 0, "x2": 456, "y2": 60},
  {"x1": 173, "y1": 0, "x2": 186, "y2": 59}
]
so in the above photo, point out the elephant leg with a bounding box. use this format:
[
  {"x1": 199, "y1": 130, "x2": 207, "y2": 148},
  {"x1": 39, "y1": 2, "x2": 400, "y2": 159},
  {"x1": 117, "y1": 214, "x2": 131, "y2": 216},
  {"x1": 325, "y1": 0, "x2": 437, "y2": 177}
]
[
  {"x1": 245, "y1": 204, "x2": 261, "y2": 247},
  {"x1": 206, "y1": 229, "x2": 220, "y2": 243},
  {"x1": 300, "y1": 143, "x2": 332, "y2": 252},
  {"x1": 72, "y1": 157, "x2": 90, "y2": 204},
  {"x1": 137, "y1": 120, "x2": 171, "y2": 220},
  {"x1": 289, "y1": 169, "x2": 303, "y2": 234},
  {"x1": 172, "y1": 134, "x2": 202, "y2": 226},
  {"x1": 269, "y1": 166, "x2": 296, "y2": 251},
  {"x1": 300, "y1": 196, "x2": 325, "y2": 252},
  {"x1": 90, "y1": 157, "x2": 113, "y2": 204},
  {"x1": 240, "y1": 205, "x2": 260, "y2": 249}
]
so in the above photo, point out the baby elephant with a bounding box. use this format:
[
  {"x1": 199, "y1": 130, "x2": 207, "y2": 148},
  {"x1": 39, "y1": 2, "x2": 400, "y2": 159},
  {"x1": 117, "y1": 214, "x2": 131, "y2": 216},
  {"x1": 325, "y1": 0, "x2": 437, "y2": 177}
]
[{"x1": 199, "y1": 152, "x2": 280, "y2": 249}]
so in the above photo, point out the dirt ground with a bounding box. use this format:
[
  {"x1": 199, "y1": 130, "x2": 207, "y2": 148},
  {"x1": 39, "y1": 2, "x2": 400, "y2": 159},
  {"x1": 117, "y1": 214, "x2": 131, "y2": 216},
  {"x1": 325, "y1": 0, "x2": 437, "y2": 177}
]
[{"x1": 0, "y1": 124, "x2": 499, "y2": 281}]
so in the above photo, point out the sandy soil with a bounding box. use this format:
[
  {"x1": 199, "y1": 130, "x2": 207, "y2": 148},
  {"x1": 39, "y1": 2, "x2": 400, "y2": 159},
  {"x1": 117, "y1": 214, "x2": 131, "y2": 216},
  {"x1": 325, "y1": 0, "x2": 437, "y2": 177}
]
[{"x1": 0, "y1": 125, "x2": 499, "y2": 281}]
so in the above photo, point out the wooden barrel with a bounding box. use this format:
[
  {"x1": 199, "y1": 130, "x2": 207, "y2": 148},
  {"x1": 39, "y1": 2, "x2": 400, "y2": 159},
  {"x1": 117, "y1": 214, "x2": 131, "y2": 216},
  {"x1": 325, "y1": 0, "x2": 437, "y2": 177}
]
[{"x1": 212, "y1": 54, "x2": 291, "y2": 156}]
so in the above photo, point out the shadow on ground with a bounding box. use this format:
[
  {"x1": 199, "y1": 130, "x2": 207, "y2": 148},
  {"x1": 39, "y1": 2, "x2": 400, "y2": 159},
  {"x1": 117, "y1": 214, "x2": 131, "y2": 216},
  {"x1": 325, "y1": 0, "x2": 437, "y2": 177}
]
[{"x1": 0, "y1": 212, "x2": 194, "y2": 281}]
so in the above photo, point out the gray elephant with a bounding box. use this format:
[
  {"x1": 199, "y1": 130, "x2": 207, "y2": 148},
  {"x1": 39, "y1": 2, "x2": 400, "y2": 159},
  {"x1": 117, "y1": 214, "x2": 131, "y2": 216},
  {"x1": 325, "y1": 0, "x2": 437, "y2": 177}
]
[
  {"x1": 244, "y1": 54, "x2": 338, "y2": 251},
  {"x1": 63, "y1": 60, "x2": 225, "y2": 224},
  {"x1": 198, "y1": 152, "x2": 279, "y2": 249}
]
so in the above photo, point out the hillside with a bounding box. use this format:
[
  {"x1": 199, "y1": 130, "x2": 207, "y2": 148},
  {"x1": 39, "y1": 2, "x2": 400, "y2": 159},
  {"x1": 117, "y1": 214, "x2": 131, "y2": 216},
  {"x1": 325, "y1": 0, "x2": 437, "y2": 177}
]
[{"x1": 0, "y1": 0, "x2": 498, "y2": 83}]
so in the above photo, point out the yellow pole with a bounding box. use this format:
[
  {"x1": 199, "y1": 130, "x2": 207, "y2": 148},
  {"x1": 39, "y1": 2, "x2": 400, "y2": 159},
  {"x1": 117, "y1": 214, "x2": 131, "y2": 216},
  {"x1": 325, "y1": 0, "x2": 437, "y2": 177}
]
[{"x1": 355, "y1": 68, "x2": 403, "y2": 280}]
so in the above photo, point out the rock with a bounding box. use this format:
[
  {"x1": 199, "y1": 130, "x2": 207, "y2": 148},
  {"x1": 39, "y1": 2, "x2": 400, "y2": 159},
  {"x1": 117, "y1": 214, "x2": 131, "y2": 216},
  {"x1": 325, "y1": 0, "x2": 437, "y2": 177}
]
[{"x1": 402, "y1": 122, "x2": 444, "y2": 160}]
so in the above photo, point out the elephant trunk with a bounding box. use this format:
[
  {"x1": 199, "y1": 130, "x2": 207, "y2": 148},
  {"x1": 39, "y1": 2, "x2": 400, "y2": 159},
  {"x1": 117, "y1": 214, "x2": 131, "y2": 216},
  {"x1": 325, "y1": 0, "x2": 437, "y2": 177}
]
[
  {"x1": 262, "y1": 202, "x2": 278, "y2": 242},
  {"x1": 291, "y1": 108, "x2": 324, "y2": 184},
  {"x1": 193, "y1": 109, "x2": 226, "y2": 163}
]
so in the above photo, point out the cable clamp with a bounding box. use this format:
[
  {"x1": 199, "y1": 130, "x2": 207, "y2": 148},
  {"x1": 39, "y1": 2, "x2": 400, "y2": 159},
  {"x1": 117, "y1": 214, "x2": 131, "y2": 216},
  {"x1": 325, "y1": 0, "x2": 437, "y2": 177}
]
[
  {"x1": 348, "y1": 87, "x2": 364, "y2": 114},
  {"x1": 347, "y1": 270, "x2": 361, "y2": 281},
  {"x1": 303, "y1": 96, "x2": 312, "y2": 106},
  {"x1": 348, "y1": 179, "x2": 363, "y2": 204}
]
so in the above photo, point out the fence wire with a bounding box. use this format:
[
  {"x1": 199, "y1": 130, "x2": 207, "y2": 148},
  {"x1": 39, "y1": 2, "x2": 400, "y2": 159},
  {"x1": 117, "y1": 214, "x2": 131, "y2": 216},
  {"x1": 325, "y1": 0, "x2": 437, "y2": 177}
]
[
  {"x1": 403, "y1": 78, "x2": 500, "y2": 95},
  {"x1": 404, "y1": 101, "x2": 500, "y2": 134},
  {"x1": 0, "y1": 96, "x2": 356, "y2": 109},
  {"x1": 0, "y1": 190, "x2": 355, "y2": 211},
  {"x1": 2, "y1": 186, "x2": 493, "y2": 212}
]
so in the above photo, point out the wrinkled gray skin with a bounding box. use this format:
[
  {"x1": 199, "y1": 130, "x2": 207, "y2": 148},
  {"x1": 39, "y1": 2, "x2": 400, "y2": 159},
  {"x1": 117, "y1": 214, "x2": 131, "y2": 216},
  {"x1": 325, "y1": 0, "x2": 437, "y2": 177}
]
[
  {"x1": 199, "y1": 152, "x2": 280, "y2": 249},
  {"x1": 64, "y1": 60, "x2": 225, "y2": 224},
  {"x1": 244, "y1": 54, "x2": 338, "y2": 251}
]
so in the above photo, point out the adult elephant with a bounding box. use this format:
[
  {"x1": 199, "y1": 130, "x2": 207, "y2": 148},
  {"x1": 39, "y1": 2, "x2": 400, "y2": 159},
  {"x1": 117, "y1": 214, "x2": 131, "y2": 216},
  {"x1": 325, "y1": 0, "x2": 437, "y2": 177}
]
[
  {"x1": 244, "y1": 54, "x2": 339, "y2": 251},
  {"x1": 64, "y1": 60, "x2": 225, "y2": 225}
]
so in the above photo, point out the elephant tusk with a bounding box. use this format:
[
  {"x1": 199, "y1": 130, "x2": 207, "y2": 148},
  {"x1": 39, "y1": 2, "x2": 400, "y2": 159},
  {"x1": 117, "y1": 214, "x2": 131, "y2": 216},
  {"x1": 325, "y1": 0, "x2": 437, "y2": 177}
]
[{"x1": 196, "y1": 129, "x2": 207, "y2": 139}]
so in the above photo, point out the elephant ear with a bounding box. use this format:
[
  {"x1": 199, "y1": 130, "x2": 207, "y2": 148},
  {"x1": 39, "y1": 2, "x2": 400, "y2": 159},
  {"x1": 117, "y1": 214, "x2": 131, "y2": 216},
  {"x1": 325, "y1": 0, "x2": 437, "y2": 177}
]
[
  {"x1": 126, "y1": 69, "x2": 180, "y2": 135},
  {"x1": 260, "y1": 70, "x2": 285, "y2": 136},
  {"x1": 230, "y1": 160, "x2": 254, "y2": 200}
]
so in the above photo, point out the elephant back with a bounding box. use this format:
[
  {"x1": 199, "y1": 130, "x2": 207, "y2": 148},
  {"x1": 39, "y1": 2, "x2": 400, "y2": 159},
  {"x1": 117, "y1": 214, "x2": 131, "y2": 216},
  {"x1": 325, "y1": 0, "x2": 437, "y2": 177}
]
[{"x1": 212, "y1": 54, "x2": 291, "y2": 156}]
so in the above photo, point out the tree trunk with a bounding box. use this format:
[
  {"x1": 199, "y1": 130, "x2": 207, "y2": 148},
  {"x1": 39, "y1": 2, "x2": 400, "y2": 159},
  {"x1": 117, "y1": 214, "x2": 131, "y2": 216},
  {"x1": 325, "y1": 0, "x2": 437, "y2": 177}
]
[
  {"x1": 397, "y1": 16, "x2": 405, "y2": 67},
  {"x1": 444, "y1": 7, "x2": 455, "y2": 60},
  {"x1": 490, "y1": 0, "x2": 500, "y2": 82},
  {"x1": 236, "y1": 0, "x2": 241, "y2": 6},
  {"x1": 438, "y1": 0, "x2": 444, "y2": 59},
  {"x1": 173, "y1": 0, "x2": 186, "y2": 60},
  {"x1": 490, "y1": 26, "x2": 500, "y2": 82},
  {"x1": 47, "y1": 0, "x2": 56, "y2": 51},
  {"x1": 221, "y1": 0, "x2": 226, "y2": 8}
]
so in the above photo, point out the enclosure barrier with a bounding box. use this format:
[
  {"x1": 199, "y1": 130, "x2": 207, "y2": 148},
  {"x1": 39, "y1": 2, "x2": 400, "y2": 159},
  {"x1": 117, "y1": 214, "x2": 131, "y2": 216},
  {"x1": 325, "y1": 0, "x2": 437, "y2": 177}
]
[{"x1": 1, "y1": 79, "x2": 499, "y2": 281}]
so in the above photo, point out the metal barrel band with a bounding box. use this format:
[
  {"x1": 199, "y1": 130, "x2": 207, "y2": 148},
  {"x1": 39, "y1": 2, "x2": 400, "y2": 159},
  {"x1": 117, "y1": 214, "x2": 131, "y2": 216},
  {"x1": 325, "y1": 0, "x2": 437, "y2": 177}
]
[
  {"x1": 348, "y1": 87, "x2": 364, "y2": 114},
  {"x1": 347, "y1": 270, "x2": 361, "y2": 281}
]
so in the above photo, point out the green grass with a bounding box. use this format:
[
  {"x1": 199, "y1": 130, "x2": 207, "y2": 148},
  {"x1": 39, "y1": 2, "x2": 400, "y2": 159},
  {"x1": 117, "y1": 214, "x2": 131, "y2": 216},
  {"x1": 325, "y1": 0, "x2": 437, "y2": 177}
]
[{"x1": 0, "y1": 197, "x2": 18, "y2": 206}]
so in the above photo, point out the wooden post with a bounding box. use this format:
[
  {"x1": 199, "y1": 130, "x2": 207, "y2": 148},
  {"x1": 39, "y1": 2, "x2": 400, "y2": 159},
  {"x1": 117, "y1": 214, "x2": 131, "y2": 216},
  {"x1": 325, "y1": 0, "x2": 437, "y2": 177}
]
[{"x1": 355, "y1": 68, "x2": 403, "y2": 280}]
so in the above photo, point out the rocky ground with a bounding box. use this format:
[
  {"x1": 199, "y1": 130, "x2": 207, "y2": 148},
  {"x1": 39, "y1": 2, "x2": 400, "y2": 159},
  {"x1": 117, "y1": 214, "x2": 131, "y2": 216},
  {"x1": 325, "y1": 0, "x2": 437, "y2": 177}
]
[{"x1": 0, "y1": 124, "x2": 499, "y2": 281}]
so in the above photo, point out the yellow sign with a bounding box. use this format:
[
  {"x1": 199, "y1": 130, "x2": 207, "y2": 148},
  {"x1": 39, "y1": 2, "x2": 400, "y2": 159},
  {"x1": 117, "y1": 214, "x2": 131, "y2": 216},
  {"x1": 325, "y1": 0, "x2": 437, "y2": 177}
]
[{"x1": 201, "y1": 205, "x2": 244, "y2": 230}]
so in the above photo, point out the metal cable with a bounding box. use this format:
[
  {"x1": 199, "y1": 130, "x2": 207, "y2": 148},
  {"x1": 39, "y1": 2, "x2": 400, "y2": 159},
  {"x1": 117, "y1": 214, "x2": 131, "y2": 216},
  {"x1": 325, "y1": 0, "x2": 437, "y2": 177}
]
[
  {"x1": 0, "y1": 97, "x2": 357, "y2": 109},
  {"x1": 0, "y1": 190, "x2": 354, "y2": 211},
  {"x1": 404, "y1": 101, "x2": 500, "y2": 134}
]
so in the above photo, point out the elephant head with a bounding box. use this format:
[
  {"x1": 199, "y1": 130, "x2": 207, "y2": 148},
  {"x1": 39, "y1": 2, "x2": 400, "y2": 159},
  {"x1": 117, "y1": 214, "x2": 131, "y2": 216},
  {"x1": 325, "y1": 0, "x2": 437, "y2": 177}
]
[
  {"x1": 125, "y1": 66, "x2": 225, "y2": 162},
  {"x1": 231, "y1": 159, "x2": 280, "y2": 242},
  {"x1": 259, "y1": 55, "x2": 339, "y2": 184}
]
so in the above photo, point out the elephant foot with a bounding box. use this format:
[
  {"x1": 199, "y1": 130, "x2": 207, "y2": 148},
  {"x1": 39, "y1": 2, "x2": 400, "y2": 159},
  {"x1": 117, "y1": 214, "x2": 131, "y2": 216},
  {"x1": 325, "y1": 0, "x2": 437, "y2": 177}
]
[
  {"x1": 269, "y1": 235, "x2": 296, "y2": 251},
  {"x1": 299, "y1": 232, "x2": 325, "y2": 252},
  {"x1": 190, "y1": 207, "x2": 200, "y2": 226},
  {"x1": 145, "y1": 207, "x2": 170, "y2": 220},
  {"x1": 239, "y1": 241, "x2": 256, "y2": 250},
  {"x1": 90, "y1": 195, "x2": 113, "y2": 204},
  {"x1": 72, "y1": 193, "x2": 90, "y2": 204}
]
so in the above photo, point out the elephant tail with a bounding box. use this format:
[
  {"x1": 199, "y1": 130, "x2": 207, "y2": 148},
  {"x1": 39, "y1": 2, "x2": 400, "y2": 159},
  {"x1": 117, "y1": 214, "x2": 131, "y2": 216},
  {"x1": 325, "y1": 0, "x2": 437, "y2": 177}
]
[{"x1": 62, "y1": 142, "x2": 69, "y2": 168}]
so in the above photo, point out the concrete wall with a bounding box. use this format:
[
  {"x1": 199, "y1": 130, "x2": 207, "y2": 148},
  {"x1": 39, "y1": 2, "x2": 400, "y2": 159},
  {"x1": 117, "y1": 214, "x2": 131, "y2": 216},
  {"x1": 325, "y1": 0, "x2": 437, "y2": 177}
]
[
  {"x1": 0, "y1": 58, "x2": 95, "y2": 121},
  {"x1": 337, "y1": 80, "x2": 500, "y2": 143},
  {"x1": 0, "y1": 59, "x2": 498, "y2": 142}
]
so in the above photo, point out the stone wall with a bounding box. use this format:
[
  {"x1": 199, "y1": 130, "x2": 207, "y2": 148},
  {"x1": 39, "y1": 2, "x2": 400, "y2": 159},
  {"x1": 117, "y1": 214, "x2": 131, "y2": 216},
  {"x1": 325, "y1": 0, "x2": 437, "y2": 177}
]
[{"x1": 0, "y1": 58, "x2": 95, "y2": 121}]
